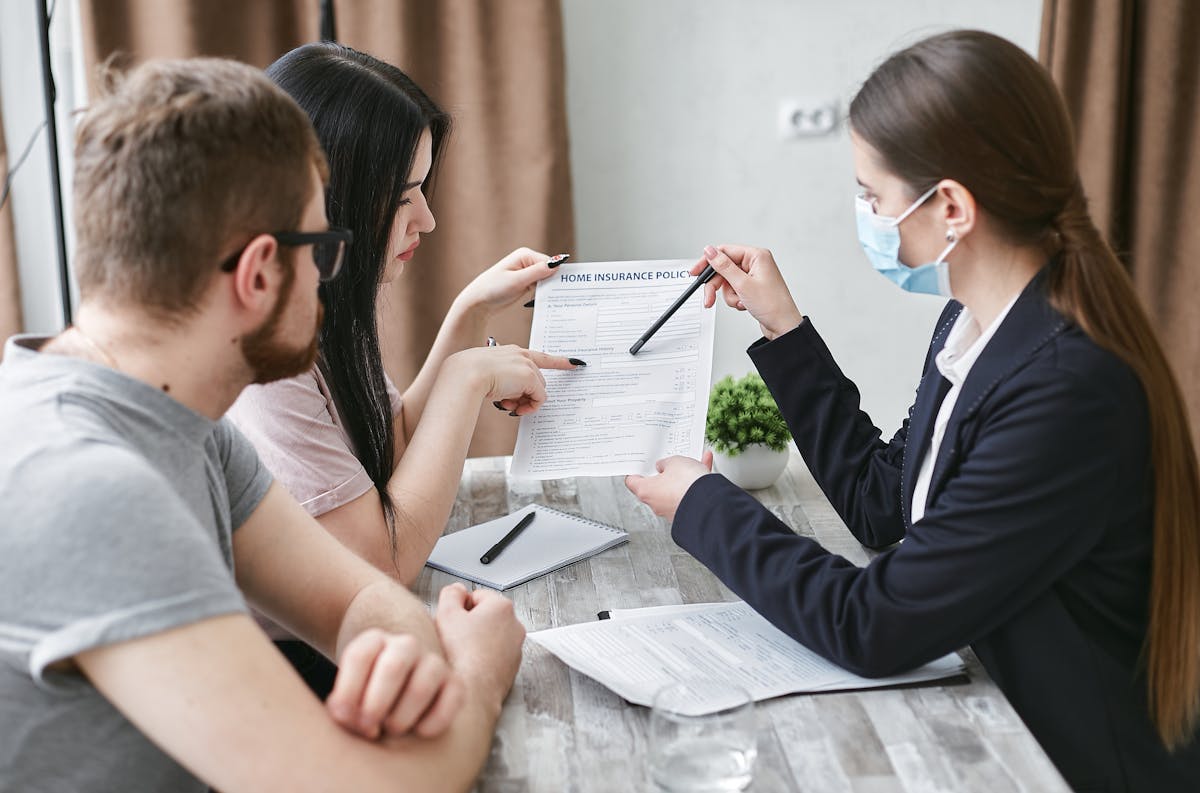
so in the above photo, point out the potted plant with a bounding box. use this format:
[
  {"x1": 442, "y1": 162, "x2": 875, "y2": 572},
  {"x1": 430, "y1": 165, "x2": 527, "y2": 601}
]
[{"x1": 705, "y1": 373, "x2": 791, "y2": 489}]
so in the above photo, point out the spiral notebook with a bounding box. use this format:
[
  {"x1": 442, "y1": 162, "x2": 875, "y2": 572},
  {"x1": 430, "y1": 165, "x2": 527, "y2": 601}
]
[{"x1": 425, "y1": 504, "x2": 628, "y2": 590}]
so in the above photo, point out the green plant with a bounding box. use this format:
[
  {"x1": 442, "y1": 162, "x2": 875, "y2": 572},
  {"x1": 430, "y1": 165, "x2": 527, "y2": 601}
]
[{"x1": 704, "y1": 373, "x2": 790, "y2": 456}]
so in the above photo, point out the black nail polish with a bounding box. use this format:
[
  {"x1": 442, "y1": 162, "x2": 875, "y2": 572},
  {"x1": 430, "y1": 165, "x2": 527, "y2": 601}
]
[
  {"x1": 568, "y1": 358, "x2": 588, "y2": 366},
  {"x1": 493, "y1": 401, "x2": 506, "y2": 411},
  {"x1": 509, "y1": 410, "x2": 520, "y2": 416},
  {"x1": 546, "y1": 253, "x2": 570, "y2": 268},
  {"x1": 523, "y1": 299, "x2": 535, "y2": 308}
]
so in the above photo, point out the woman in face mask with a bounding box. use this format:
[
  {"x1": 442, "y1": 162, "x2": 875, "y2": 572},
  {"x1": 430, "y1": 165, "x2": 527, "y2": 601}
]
[{"x1": 626, "y1": 29, "x2": 1200, "y2": 791}]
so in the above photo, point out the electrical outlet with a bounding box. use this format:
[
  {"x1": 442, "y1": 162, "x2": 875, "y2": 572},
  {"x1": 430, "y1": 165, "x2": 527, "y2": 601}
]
[{"x1": 778, "y1": 99, "x2": 839, "y2": 139}]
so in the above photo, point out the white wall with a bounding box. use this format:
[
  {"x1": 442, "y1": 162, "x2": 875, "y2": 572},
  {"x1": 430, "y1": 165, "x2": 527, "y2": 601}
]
[
  {"x1": 0, "y1": 0, "x2": 84, "y2": 335},
  {"x1": 1, "y1": 0, "x2": 1042, "y2": 425},
  {"x1": 562, "y1": 0, "x2": 1042, "y2": 433}
]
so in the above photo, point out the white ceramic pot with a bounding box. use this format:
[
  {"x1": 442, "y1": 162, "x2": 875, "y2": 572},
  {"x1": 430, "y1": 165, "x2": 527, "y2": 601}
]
[{"x1": 713, "y1": 444, "x2": 789, "y2": 490}]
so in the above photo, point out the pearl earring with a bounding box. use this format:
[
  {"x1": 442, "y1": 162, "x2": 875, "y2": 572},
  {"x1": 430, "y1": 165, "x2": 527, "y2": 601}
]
[{"x1": 945, "y1": 228, "x2": 958, "y2": 243}]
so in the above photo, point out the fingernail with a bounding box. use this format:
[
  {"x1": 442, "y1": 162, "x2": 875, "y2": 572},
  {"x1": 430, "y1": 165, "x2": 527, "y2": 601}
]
[
  {"x1": 509, "y1": 410, "x2": 520, "y2": 416},
  {"x1": 523, "y1": 299, "x2": 535, "y2": 308},
  {"x1": 704, "y1": 245, "x2": 718, "y2": 259},
  {"x1": 493, "y1": 401, "x2": 506, "y2": 411},
  {"x1": 546, "y1": 253, "x2": 570, "y2": 268},
  {"x1": 568, "y1": 358, "x2": 587, "y2": 366}
]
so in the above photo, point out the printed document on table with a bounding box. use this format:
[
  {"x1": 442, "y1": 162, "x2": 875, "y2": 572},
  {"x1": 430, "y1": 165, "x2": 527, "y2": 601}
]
[
  {"x1": 510, "y1": 260, "x2": 715, "y2": 478},
  {"x1": 528, "y1": 602, "x2": 966, "y2": 716}
]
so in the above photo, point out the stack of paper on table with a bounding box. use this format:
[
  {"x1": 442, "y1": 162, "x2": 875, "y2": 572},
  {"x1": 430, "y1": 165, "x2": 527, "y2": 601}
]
[
  {"x1": 528, "y1": 601, "x2": 966, "y2": 716},
  {"x1": 510, "y1": 259, "x2": 715, "y2": 478},
  {"x1": 425, "y1": 504, "x2": 628, "y2": 590}
]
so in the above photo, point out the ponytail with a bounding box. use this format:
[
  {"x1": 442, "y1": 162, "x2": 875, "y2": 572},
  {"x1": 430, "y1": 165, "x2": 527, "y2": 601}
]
[
  {"x1": 848, "y1": 29, "x2": 1200, "y2": 748},
  {"x1": 1048, "y1": 180, "x2": 1200, "y2": 750}
]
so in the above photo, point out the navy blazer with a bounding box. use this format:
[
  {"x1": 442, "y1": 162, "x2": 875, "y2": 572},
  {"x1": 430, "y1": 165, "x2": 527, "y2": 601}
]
[{"x1": 673, "y1": 272, "x2": 1200, "y2": 791}]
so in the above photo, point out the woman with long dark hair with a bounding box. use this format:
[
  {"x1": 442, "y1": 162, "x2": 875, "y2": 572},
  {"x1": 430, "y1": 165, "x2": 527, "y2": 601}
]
[
  {"x1": 228, "y1": 42, "x2": 579, "y2": 696},
  {"x1": 626, "y1": 30, "x2": 1200, "y2": 790}
]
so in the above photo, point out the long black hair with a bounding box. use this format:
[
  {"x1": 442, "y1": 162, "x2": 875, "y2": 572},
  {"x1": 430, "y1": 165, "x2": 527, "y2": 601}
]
[{"x1": 267, "y1": 42, "x2": 450, "y2": 561}]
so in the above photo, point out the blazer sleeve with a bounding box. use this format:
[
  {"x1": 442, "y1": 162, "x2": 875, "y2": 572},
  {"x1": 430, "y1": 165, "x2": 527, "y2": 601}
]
[
  {"x1": 747, "y1": 318, "x2": 912, "y2": 548},
  {"x1": 674, "y1": 346, "x2": 1133, "y2": 678}
]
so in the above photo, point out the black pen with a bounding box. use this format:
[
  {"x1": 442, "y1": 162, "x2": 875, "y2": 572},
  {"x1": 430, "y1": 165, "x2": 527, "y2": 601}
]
[
  {"x1": 628, "y1": 264, "x2": 717, "y2": 355},
  {"x1": 479, "y1": 511, "x2": 536, "y2": 564}
]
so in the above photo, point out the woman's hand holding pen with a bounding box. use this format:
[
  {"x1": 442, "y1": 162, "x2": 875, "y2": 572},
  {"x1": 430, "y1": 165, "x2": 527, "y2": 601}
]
[
  {"x1": 625, "y1": 452, "x2": 714, "y2": 522},
  {"x1": 453, "y1": 247, "x2": 567, "y2": 317},
  {"x1": 694, "y1": 244, "x2": 805, "y2": 340},
  {"x1": 447, "y1": 344, "x2": 581, "y2": 416}
]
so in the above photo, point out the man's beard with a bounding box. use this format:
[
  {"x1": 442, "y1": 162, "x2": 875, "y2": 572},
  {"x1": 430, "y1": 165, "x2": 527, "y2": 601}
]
[{"x1": 241, "y1": 264, "x2": 323, "y2": 385}]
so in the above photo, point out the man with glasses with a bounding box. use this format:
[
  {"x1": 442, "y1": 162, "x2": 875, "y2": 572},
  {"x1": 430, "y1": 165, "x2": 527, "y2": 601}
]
[
  {"x1": 219, "y1": 227, "x2": 353, "y2": 281},
  {"x1": 0, "y1": 58, "x2": 523, "y2": 792}
]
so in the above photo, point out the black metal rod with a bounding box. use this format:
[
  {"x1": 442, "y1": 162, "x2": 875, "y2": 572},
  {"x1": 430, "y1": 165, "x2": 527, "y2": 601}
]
[
  {"x1": 37, "y1": 0, "x2": 71, "y2": 326},
  {"x1": 319, "y1": 0, "x2": 337, "y2": 41}
]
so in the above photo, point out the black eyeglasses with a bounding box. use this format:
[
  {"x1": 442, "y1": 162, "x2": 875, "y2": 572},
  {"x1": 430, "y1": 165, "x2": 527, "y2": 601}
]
[{"x1": 219, "y1": 227, "x2": 353, "y2": 282}]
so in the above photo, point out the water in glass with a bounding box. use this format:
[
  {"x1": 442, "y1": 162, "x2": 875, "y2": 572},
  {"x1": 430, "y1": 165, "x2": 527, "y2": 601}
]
[{"x1": 647, "y1": 679, "x2": 756, "y2": 792}]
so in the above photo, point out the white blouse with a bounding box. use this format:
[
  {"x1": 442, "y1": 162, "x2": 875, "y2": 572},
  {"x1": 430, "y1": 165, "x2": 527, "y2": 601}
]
[{"x1": 910, "y1": 295, "x2": 1019, "y2": 525}]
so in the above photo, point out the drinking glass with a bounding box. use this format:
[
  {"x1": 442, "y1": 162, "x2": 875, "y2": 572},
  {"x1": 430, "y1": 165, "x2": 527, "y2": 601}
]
[{"x1": 646, "y1": 679, "x2": 757, "y2": 792}]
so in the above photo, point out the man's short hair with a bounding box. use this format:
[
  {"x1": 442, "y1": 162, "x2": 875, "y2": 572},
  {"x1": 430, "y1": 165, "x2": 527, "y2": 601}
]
[{"x1": 73, "y1": 57, "x2": 327, "y2": 317}]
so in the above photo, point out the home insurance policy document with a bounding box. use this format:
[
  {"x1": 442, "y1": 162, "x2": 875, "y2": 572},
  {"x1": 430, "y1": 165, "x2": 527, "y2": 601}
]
[
  {"x1": 529, "y1": 602, "x2": 966, "y2": 716},
  {"x1": 510, "y1": 260, "x2": 715, "y2": 478}
]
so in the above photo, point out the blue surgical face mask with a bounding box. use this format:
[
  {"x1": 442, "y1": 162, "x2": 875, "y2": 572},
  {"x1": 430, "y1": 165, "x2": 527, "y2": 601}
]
[{"x1": 856, "y1": 184, "x2": 958, "y2": 297}]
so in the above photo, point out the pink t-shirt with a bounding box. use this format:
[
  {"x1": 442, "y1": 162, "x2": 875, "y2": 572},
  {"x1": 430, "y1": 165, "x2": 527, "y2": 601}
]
[
  {"x1": 226, "y1": 365, "x2": 403, "y2": 643},
  {"x1": 226, "y1": 364, "x2": 403, "y2": 518}
]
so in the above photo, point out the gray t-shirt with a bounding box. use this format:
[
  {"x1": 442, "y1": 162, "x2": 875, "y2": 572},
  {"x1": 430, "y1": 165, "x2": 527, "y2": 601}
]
[{"x1": 0, "y1": 335, "x2": 273, "y2": 792}]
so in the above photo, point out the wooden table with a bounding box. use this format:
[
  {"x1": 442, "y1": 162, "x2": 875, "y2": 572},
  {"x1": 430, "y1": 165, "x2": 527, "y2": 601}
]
[{"x1": 414, "y1": 454, "x2": 1070, "y2": 792}]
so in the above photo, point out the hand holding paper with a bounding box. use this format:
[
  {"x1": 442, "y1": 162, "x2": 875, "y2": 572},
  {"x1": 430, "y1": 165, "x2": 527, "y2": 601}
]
[
  {"x1": 453, "y1": 247, "x2": 567, "y2": 316},
  {"x1": 625, "y1": 451, "x2": 714, "y2": 522}
]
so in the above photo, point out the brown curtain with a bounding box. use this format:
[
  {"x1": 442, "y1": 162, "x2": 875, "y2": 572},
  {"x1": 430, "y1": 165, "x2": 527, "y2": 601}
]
[
  {"x1": 79, "y1": 0, "x2": 574, "y2": 457},
  {"x1": 0, "y1": 88, "x2": 23, "y2": 342},
  {"x1": 1040, "y1": 1, "x2": 1200, "y2": 427},
  {"x1": 336, "y1": 0, "x2": 574, "y2": 457},
  {"x1": 80, "y1": 1, "x2": 317, "y2": 72}
]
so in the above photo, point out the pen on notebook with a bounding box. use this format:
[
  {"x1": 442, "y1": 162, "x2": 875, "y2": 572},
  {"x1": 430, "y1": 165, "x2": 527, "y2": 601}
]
[
  {"x1": 480, "y1": 511, "x2": 536, "y2": 564},
  {"x1": 628, "y1": 263, "x2": 717, "y2": 355}
]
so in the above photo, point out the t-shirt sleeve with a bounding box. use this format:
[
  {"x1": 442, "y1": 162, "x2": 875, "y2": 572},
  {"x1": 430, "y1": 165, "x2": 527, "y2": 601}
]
[
  {"x1": 215, "y1": 418, "x2": 273, "y2": 530},
  {"x1": 384, "y1": 373, "x2": 403, "y2": 419},
  {"x1": 224, "y1": 370, "x2": 373, "y2": 517},
  {"x1": 10, "y1": 445, "x2": 248, "y2": 691}
]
